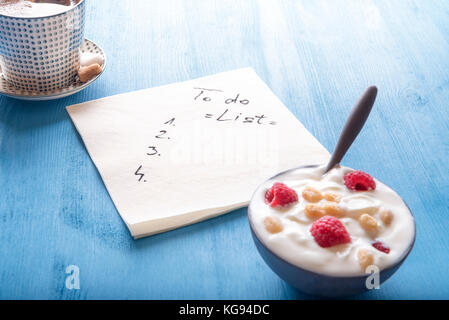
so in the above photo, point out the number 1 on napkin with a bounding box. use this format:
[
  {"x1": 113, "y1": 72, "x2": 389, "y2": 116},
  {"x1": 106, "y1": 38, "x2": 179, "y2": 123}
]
[{"x1": 67, "y1": 68, "x2": 329, "y2": 239}]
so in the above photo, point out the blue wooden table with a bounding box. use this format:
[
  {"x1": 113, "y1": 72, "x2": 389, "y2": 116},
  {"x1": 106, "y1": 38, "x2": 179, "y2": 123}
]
[{"x1": 0, "y1": 0, "x2": 448, "y2": 300}]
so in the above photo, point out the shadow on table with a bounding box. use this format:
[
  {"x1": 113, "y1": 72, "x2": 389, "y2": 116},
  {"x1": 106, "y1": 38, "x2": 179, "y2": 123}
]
[
  {"x1": 0, "y1": 95, "x2": 72, "y2": 131},
  {"x1": 279, "y1": 282, "x2": 382, "y2": 300},
  {"x1": 132, "y1": 209, "x2": 383, "y2": 300},
  {"x1": 133, "y1": 207, "x2": 247, "y2": 249}
]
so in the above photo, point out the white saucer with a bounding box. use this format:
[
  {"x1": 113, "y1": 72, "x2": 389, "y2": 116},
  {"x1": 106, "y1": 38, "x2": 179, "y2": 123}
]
[{"x1": 0, "y1": 39, "x2": 106, "y2": 101}]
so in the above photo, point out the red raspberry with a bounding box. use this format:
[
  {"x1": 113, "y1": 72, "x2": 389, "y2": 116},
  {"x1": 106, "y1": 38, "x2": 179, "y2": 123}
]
[
  {"x1": 344, "y1": 170, "x2": 376, "y2": 191},
  {"x1": 310, "y1": 216, "x2": 351, "y2": 248},
  {"x1": 265, "y1": 182, "x2": 298, "y2": 208},
  {"x1": 372, "y1": 241, "x2": 390, "y2": 254},
  {"x1": 265, "y1": 187, "x2": 275, "y2": 204}
]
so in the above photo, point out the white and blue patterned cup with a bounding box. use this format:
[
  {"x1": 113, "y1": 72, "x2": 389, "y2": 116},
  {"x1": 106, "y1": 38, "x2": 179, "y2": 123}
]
[{"x1": 0, "y1": 0, "x2": 85, "y2": 93}]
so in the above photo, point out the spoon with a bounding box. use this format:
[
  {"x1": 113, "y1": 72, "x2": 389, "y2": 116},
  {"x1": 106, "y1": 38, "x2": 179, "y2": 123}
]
[{"x1": 324, "y1": 86, "x2": 378, "y2": 174}]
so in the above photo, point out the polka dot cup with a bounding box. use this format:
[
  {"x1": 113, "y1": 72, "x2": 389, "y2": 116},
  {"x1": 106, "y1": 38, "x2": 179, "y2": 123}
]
[{"x1": 0, "y1": 0, "x2": 85, "y2": 93}]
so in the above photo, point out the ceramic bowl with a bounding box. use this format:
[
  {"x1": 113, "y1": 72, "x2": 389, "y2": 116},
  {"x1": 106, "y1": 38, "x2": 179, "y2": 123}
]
[{"x1": 248, "y1": 165, "x2": 416, "y2": 297}]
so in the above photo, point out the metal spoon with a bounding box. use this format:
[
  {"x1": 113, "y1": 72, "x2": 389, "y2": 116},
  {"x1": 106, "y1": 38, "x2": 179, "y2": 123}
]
[{"x1": 324, "y1": 86, "x2": 378, "y2": 174}]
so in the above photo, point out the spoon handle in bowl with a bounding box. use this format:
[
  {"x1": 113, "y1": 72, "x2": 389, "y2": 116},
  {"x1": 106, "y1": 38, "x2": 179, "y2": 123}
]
[{"x1": 324, "y1": 86, "x2": 378, "y2": 174}]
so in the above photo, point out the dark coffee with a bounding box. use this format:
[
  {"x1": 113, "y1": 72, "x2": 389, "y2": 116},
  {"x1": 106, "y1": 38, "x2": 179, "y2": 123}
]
[{"x1": 0, "y1": 0, "x2": 80, "y2": 18}]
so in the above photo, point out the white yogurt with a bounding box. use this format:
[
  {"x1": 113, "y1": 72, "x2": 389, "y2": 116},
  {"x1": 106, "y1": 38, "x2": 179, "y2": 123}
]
[{"x1": 249, "y1": 165, "x2": 415, "y2": 277}]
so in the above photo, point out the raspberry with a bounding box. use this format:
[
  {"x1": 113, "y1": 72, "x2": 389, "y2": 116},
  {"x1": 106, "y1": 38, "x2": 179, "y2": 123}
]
[
  {"x1": 310, "y1": 216, "x2": 351, "y2": 248},
  {"x1": 265, "y1": 182, "x2": 298, "y2": 208},
  {"x1": 265, "y1": 187, "x2": 274, "y2": 204},
  {"x1": 344, "y1": 170, "x2": 376, "y2": 191},
  {"x1": 372, "y1": 241, "x2": 390, "y2": 254}
]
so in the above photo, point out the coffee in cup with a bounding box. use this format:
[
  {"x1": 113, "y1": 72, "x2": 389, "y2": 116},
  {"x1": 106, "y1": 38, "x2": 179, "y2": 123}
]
[{"x1": 0, "y1": 0, "x2": 81, "y2": 18}]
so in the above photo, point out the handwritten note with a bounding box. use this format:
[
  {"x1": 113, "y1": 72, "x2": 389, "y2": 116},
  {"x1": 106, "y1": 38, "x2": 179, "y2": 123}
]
[{"x1": 67, "y1": 68, "x2": 330, "y2": 238}]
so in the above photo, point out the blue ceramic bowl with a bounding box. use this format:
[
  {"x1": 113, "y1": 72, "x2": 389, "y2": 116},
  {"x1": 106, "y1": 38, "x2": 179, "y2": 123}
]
[{"x1": 248, "y1": 165, "x2": 416, "y2": 297}]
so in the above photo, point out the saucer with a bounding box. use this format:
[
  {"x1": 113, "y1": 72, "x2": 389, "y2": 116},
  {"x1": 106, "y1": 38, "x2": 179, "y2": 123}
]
[{"x1": 0, "y1": 39, "x2": 106, "y2": 101}]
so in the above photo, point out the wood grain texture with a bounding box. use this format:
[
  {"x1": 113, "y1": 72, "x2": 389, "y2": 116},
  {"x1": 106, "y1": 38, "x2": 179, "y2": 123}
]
[{"x1": 0, "y1": 0, "x2": 448, "y2": 299}]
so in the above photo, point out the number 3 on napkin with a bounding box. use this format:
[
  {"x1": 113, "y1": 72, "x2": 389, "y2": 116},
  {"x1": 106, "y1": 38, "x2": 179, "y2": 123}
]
[{"x1": 66, "y1": 68, "x2": 329, "y2": 239}]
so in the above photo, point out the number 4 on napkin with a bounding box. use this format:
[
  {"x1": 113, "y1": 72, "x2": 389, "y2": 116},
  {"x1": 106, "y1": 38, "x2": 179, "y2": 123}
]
[{"x1": 67, "y1": 68, "x2": 329, "y2": 239}]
